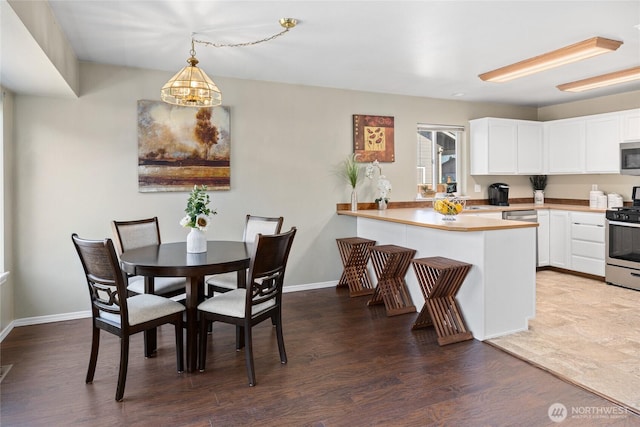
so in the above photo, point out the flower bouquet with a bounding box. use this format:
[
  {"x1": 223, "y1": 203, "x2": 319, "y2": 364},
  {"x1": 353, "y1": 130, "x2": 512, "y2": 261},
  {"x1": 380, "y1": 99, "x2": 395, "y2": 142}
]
[{"x1": 180, "y1": 185, "x2": 216, "y2": 252}]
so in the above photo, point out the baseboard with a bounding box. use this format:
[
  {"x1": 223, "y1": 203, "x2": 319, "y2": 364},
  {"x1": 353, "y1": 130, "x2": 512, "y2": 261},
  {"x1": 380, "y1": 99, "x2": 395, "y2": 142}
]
[
  {"x1": 0, "y1": 282, "x2": 338, "y2": 342},
  {"x1": 283, "y1": 280, "x2": 338, "y2": 293}
]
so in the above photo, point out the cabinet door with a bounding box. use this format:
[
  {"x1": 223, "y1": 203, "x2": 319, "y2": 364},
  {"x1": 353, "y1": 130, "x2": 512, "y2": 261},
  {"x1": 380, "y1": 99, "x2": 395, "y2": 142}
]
[
  {"x1": 585, "y1": 114, "x2": 620, "y2": 173},
  {"x1": 488, "y1": 120, "x2": 517, "y2": 174},
  {"x1": 547, "y1": 120, "x2": 585, "y2": 173},
  {"x1": 621, "y1": 109, "x2": 640, "y2": 141},
  {"x1": 549, "y1": 210, "x2": 569, "y2": 268},
  {"x1": 537, "y1": 210, "x2": 550, "y2": 267},
  {"x1": 517, "y1": 122, "x2": 543, "y2": 174}
]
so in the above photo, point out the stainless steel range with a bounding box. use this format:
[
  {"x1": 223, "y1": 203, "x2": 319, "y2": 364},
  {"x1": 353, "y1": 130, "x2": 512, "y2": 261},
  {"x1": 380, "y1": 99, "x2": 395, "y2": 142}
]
[{"x1": 605, "y1": 205, "x2": 640, "y2": 290}]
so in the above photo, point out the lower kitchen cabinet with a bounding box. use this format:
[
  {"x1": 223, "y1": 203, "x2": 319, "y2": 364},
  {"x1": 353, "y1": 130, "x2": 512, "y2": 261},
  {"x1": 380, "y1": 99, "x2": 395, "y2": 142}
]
[
  {"x1": 569, "y1": 212, "x2": 605, "y2": 276},
  {"x1": 549, "y1": 210, "x2": 570, "y2": 269},
  {"x1": 537, "y1": 210, "x2": 550, "y2": 267}
]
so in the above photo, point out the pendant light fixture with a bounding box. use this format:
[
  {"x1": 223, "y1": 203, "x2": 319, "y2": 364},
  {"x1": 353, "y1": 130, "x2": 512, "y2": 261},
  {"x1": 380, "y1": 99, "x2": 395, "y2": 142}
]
[
  {"x1": 161, "y1": 39, "x2": 222, "y2": 107},
  {"x1": 478, "y1": 37, "x2": 623, "y2": 83},
  {"x1": 161, "y1": 18, "x2": 297, "y2": 108}
]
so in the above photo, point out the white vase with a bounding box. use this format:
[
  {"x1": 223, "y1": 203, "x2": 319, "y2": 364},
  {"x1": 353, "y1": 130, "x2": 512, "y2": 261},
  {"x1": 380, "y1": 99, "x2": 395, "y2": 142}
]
[
  {"x1": 534, "y1": 190, "x2": 544, "y2": 205},
  {"x1": 186, "y1": 228, "x2": 207, "y2": 253},
  {"x1": 377, "y1": 200, "x2": 387, "y2": 210},
  {"x1": 351, "y1": 188, "x2": 358, "y2": 211}
]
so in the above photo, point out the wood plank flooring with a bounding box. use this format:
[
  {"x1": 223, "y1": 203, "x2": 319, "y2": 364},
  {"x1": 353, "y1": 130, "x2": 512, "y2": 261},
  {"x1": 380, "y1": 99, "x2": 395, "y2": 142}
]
[{"x1": 2, "y1": 286, "x2": 637, "y2": 426}]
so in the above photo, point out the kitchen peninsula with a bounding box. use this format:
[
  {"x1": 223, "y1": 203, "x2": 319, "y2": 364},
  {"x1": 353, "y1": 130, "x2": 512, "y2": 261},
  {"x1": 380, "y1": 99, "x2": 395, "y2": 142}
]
[{"x1": 337, "y1": 208, "x2": 538, "y2": 340}]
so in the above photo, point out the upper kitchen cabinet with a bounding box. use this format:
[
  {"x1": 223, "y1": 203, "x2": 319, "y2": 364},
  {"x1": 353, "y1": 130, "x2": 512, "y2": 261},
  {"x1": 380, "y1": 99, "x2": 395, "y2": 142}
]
[
  {"x1": 620, "y1": 109, "x2": 640, "y2": 141},
  {"x1": 546, "y1": 112, "x2": 620, "y2": 174},
  {"x1": 470, "y1": 118, "x2": 543, "y2": 175},
  {"x1": 545, "y1": 118, "x2": 585, "y2": 173},
  {"x1": 585, "y1": 113, "x2": 620, "y2": 174}
]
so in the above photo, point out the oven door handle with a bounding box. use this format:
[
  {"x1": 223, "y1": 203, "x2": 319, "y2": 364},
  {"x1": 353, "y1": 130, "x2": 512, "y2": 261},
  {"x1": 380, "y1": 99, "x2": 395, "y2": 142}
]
[{"x1": 607, "y1": 220, "x2": 640, "y2": 228}]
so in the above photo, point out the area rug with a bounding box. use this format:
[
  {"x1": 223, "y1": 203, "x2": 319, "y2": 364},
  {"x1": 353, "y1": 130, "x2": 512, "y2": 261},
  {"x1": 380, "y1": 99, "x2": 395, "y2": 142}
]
[{"x1": 488, "y1": 270, "x2": 640, "y2": 414}]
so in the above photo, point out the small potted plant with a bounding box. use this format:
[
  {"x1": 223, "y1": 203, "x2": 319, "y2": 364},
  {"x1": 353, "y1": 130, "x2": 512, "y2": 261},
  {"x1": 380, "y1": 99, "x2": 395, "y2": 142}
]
[
  {"x1": 180, "y1": 185, "x2": 217, "y2": 253},
  {"x1": 529, "y1": 175, "x2": 547, "y2": 205},
  {"x1": 342, "y1": 154, "x2": 361, "y2": 211}
]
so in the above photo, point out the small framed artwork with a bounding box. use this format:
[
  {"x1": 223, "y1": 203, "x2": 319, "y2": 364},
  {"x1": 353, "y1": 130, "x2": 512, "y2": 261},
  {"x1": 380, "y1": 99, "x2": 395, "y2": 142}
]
[
  {"x1": 137, "y1": 100, "x2": 231, "y2": 192},
  {"x1": 353, "y1": 114, "x2": 395, "y2": 162}
]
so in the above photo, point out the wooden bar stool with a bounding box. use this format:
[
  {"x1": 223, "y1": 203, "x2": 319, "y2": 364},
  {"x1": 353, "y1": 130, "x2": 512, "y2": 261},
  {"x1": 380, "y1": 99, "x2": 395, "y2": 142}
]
[
  {"x1": 367, "y1": 245, "x2": 417, "y2": 316},
  {"x1": 336, "y1": 237, "x2": 376, "y2": 297},
  {"x1": 411, "y1": 256, "x2": 472, "y2": 346}
]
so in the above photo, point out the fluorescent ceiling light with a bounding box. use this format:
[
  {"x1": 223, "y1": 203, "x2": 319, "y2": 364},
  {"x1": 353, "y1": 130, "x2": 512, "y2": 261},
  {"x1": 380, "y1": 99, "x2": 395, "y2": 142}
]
[
  {"x1": 557, "y1": 66, "x2": 640, "y2": 92},
  {"x1": 479, "y1": 37, "x2": 623, "y2": 83}
]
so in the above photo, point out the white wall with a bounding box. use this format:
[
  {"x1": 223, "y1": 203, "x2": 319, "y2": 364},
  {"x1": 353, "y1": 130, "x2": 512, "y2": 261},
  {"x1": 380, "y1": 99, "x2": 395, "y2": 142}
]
[{"x1": 13, "y1": 61, "x2": 540, "y2": 319}]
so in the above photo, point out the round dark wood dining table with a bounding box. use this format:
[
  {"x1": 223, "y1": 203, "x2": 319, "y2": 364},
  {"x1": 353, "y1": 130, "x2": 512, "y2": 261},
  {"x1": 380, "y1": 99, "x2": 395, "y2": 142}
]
[{"x1": 120, "y1": 240, "x2": 251, "y2": 372}]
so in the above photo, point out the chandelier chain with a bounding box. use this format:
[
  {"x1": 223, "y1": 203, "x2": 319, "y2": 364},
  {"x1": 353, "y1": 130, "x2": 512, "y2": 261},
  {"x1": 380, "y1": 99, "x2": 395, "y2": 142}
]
[{"x1": 193, "y1": 27, "x2": 292, "y2": 49}]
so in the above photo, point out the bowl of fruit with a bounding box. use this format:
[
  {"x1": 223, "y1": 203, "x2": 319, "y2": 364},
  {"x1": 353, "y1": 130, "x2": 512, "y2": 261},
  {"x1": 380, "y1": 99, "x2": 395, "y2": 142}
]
[{"x1": 432, "y1": 195, "x2": 466, "y2": 220}]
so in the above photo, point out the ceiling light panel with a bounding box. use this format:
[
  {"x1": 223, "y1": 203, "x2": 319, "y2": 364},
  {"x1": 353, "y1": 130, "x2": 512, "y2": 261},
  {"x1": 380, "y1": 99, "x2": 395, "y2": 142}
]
[{"x1": 479, "y1": 37, "x2": 623, "y2": 83}]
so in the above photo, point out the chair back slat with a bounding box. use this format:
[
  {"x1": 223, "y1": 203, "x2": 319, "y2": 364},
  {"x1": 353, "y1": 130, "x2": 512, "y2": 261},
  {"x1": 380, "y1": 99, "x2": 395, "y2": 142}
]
[
  {"x1": 246, "y1": 228, "x2": 296, "y2": 313},
  {"x1": 72, "y1": 234, "x2": 128, "y2": 318},
  {"x1": 243, "y1": 215, "x2": 284, "y2": 244},
  {"x1": 111, "y1": 217, "x2": 161, "y2": 255}
]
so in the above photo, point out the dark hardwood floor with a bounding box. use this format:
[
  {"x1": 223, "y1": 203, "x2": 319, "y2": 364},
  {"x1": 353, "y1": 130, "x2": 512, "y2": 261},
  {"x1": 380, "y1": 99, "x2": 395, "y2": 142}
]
[{"x1": 2, "y1": 286, "x2": 636, "y2": 426}]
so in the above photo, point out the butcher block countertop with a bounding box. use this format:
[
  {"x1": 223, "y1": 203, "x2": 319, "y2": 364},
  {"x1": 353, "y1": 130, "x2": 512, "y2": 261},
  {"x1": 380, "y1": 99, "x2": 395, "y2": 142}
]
[
  {"x1": 336, "y1": 201, "x2": 611, "y2": 232},
  {"x1": 337, "y1": 208, "x2": 537, "y2": 232}
]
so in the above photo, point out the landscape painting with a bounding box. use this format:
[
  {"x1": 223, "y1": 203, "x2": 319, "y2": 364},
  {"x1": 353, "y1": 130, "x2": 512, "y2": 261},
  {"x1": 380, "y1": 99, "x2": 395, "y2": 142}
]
[{"x1": 137, "y1": 100, "x2": 231, "y2": 192}]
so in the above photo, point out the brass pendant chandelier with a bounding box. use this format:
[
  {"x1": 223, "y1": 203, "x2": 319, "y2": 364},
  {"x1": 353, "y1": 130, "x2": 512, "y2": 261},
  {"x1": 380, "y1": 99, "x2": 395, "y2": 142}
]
[{"x1": 161, "y1": 18, "x2": 297, "y2": 108}]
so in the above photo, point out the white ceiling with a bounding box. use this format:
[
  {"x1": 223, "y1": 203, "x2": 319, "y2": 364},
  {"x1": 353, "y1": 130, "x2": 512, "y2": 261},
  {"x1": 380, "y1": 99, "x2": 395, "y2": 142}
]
[{"x1": 5, "y1": 1, "x2": 640, "y2": 107}]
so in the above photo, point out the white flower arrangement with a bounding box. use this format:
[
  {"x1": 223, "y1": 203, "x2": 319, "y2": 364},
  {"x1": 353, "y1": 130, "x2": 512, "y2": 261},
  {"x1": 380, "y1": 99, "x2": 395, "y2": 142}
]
[
  {"x1": 366, "y1": 160, "x2": 392, "y2": 203},
  {"x1": 180, "y1": 185, "x2": 217, "y2": 231}
]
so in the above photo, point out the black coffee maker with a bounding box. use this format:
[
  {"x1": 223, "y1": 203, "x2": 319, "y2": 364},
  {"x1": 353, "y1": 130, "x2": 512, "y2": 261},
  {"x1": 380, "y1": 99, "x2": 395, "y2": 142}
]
[{"x1": 489, "y1": 183, "x2": 510, "y2": 206}]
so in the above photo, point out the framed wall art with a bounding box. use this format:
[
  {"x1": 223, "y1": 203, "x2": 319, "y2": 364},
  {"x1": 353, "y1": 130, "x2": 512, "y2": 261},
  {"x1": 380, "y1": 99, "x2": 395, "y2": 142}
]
[
  {"x1": 137, "y1": 100, "x2": 231, "y2": 192},
  {"x1": 353, "y1": 114, "x2": 395, "y2": 162}
]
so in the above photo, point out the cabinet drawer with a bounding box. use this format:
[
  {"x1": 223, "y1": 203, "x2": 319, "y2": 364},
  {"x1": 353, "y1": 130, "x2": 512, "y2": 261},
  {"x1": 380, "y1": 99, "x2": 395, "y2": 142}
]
[
  {"x1": 570, "y1": 212, "x2": 605, "y2": 226},
  {"x1": 571, "y1": 223, "x2": 605, "y2": 243},
  {"x1": 571, "y1": 255, "x2": 605, "y2": 276},
  {"x1": 572, "y1": 240, "x2": 604, "y2": 260}
]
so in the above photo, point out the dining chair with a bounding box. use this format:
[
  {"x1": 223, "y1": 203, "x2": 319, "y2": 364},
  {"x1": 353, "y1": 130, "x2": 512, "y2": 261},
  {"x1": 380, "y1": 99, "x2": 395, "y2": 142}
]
[
  {"x1": 198, "y1": 227, "x2": 297, "y2": 386},
  {"x1": 111, "y1": 217, "x2": 186, "y2": 298},
  {"x1": 71, "y1": 234, "x2": 185, "y2": 402},
  {"x1": 206, "y1": 214, "x2": 284, "y2": 296}
]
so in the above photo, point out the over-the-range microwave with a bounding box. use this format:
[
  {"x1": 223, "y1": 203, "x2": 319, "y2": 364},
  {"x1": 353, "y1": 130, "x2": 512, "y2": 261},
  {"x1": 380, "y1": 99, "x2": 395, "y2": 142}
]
[{"x1": 621, "y1": 141, "x2": 640, "y2": 175}]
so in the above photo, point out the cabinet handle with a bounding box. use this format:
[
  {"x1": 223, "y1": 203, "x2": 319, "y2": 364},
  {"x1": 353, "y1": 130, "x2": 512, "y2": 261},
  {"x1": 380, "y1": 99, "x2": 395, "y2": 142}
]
[{"x1": 632, "y1": 272, "x2": 640, "y2": 278}]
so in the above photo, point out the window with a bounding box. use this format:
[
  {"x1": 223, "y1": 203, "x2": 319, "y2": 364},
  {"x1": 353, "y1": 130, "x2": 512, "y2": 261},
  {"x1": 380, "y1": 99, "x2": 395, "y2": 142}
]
[{"x1": 417, "y1": 124, "x2": 463, "y2": 197}]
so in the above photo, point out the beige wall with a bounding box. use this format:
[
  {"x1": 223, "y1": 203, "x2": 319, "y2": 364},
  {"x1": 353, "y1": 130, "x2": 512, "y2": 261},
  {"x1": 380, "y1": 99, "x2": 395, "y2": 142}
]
[
  {"x1": 12, "y1": 61, "x2": 540, "y2": 319},
  {"x1": 1, "y1": 88, "x2": 15, "y2": 332},
  {"x1": 9, "y1": 61, "x2": 639, "y2": 319}
]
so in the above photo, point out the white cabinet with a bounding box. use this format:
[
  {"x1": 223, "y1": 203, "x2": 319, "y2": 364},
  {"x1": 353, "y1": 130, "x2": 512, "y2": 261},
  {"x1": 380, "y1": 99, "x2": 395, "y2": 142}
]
[
  {"x1": 517, "y1": 122, "x2": 544, "y2": 174},
  {"x1": 620, "y1": 108, "x2": 640, "y2": 141},
  {"x1": 537, "y1": 209, "x2": 549, "y2": 267},
  {"x1": 585, "y1": 113, "x2": 620, "y2": 173},
  {"x1": 570, "y1": 212, "x2": 605, "y2": 276},
  {"x1": 549, "y1": 210, "x2": 570, "y2": 268},
  {"x1": 546, "y1": 119, "x2": 585, "y2": 174},
  {"x1": 470, "y1": 118, "x2": 542, "y2": 175},
  {"x1": 546, "y1": 113, "x2": 620, "y2": 174}
]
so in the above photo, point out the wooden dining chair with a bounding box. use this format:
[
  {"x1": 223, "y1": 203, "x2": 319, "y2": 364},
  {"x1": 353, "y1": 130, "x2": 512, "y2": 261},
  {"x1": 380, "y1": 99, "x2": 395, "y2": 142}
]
[
  {"x1": 111, "y1": 217, "x2": 186, "y2": 298},
  {"x1": 206, "y1": 214, "x2": 284, "y2": 295},
  {"x1": 198, "y1": 227, "x2": 297, "y2": 386},
  {"x1": 71, "y1": 234, "x2": 185, "y2": 401}
]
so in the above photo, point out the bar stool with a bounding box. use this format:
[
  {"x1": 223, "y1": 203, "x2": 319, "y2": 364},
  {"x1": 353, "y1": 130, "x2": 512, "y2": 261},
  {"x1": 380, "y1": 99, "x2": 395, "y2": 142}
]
[
  {"x1": 410, "y1": 256, "x2": 472, "y2": 346},
  {"x1": 336, "y1": 237, "x2": 376, "y2": 297},
  {"x1": 367, "y1": 244, "x2": 417, "y2": 316}
]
